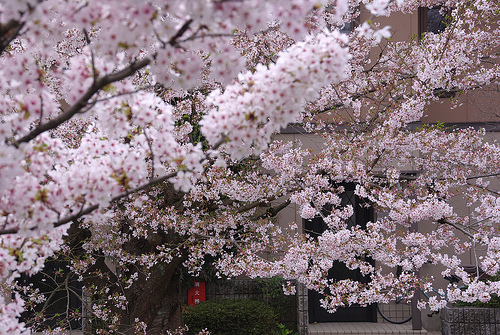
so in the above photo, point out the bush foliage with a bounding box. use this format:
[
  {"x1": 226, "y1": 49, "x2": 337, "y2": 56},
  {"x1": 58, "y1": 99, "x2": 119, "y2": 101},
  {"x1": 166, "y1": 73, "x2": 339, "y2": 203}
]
[
  {"x1": 183, "y1": 299, "x2": 279, "y2": 335},
  {"x1": 453, "y1": 273, "x2": 500, "y2": 308}
]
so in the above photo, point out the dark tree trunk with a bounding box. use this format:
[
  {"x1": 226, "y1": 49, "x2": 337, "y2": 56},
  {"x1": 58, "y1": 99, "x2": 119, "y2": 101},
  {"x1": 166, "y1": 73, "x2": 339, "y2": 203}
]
[
  {"x1": 65, "y1": 222, "x2": 187, "y2": 335},
  {"x1": 125, "y1": 257, "x2": 185, "y2": 334},
  {"x1": 148, "y1": 265, "x2": 184, "y2": 333}
]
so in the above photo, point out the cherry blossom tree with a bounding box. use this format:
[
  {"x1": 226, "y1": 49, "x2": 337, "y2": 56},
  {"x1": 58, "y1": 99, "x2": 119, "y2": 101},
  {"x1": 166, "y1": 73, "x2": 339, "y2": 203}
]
[{"x1": 1, "y1": 0, "x2": 500, "y2": 334}]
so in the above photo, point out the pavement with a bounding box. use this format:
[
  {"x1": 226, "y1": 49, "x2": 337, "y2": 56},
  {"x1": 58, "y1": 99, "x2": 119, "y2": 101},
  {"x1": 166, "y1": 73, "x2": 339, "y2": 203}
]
[{"x1": 308, "y1": 322, "x2": 442, "y2": 335}]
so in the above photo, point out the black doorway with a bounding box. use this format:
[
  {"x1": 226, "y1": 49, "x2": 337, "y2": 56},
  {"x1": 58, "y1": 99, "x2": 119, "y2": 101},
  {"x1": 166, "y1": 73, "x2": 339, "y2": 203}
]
[{"x1": 305, "y1": 183, "x2": 376, "y2": 323}]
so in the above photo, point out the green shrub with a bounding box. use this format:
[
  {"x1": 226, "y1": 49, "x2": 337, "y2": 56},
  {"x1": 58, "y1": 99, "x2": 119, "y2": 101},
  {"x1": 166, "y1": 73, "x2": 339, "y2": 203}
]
[
  {"x1": 183, "y1": 299, "x2": 279, "y2": 335},
  {"x1": 254, "y1": 277, "x2": 297, "y2": 330},
  {"x1": 453, "y1": 273, "x2": 500, "y2": 308},
  {"x1": 453, "y1": 294, "x2": 500, "y2": 308}
]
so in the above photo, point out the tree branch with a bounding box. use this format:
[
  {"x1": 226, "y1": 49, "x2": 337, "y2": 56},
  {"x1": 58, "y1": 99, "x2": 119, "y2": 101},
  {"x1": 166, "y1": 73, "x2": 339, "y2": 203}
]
[
  {"x1": 437, "y1": 218, "x2": 474, "y2": 239},
  {"x1": 0, "y1": 136, "x2": 228, "y2": 236},
  {"x1": 13, "y1": 57, "x2": 152, "y2": 146},
  {"x1": 237, "y1": 196, "x2": 278, "y2": 213},
  {"x1": 466, "y1": 172, "x2": 500, "y2": 180},
  {"x1": 168, "y1": 19, "x2": 193, "y2": 46},
  {"x1": 0, "y1": 19, "x2": 24, "y2": 54},
  {"x1": 0, "y1": 170, "x2": 176, "y2": 236},
  {"x1": 257, "y1": 199, "x2": 291, "y2": 219}
]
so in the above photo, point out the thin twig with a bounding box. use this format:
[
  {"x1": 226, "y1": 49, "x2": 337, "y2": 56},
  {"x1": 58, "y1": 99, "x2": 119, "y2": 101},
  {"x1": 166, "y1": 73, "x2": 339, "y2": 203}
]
[
  {"x1": 83, "y1": 29, "x2": 98, "y2": 83},
  {"x1": 91, "y1": 87, "x2": 154, "y2": 104},
  {"x1": 143, "y1": 128, "x2": 155, "y2": 180}
]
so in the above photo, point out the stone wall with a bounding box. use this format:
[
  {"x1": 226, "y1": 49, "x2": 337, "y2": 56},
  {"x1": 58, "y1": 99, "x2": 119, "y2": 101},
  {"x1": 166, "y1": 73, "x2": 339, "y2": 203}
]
[{"x1": 441, "y1": 304, "x2": 500, "y2": 335}]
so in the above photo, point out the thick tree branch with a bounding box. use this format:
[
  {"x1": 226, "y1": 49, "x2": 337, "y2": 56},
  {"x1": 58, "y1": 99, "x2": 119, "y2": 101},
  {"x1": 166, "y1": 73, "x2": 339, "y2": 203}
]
[
  {"x1": 168, "y1": 19, "x2": 193, "y2": 46},
  {"x1": 13, "y1": 57, "x2": 152, "y2": 146},
  {"x1": 438, "y1": 218, "x2": 474, "y2": 239},
  {"x1": 0, "y1": 136, "x2": 228, "y2": 236},
  {"x1": 466, "y1": 172, "x2": 500, "y2": 180},
  {"x1": 0, "y1": 19, "x2": 24, "y2": 54},
  {"x1": 0, "y1": 170, "x2": 176, "y2": 236},
  {"x1": 10, "y1": 17, "x2": 199, "y2": 148},
  {"x1": 257, "y1": 199, "x2": 291, "y2": 219},
  {"x1": 237, "y1": 196, "x2": 278, "y2": 213}
]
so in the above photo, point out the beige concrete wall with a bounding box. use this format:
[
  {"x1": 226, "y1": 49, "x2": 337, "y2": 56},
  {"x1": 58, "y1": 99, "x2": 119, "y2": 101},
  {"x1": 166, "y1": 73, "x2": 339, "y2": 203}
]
[
  {"x1": 363, "y1": 6, "x2": 500, "y2": 124},
  {"x1": 272, "y1": 132, "x2": 327, "y2": 235},
  {"x1": 275, "y1": 126, "x2": 500, "y2": 331},
  {"x1": 276, "y1": 6, "x2": 500, "y2": 330}
]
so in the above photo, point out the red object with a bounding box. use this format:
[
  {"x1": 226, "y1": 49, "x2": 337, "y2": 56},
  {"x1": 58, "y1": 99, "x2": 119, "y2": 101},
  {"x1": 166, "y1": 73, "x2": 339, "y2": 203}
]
[{"x1": 188, "y1": 280, "x2": 206, "y2": 306}]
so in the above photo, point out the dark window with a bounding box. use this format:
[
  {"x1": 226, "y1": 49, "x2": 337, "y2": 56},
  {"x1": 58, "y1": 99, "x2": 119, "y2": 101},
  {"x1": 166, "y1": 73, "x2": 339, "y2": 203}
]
[
  {"x1": 427, "y1": 7, "x2": 447, "y2": 33},
  {"x1": 418, "y1": 7, "x2": 455, "y2": 99},
  {"x1": 324, "y1": 4, "x2": 356, "y2": 34},
  {"x1": 339, "y1": 21, "x2": 353, "y2": 35},
  {"x1": 418, "y1": 7, "x2": 449, "y2": 35}
]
